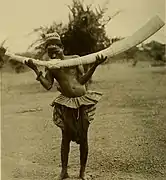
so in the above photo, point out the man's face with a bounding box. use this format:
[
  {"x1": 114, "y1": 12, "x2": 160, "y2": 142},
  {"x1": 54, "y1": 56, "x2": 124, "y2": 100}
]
[{"x1": 46, "y1": 39, "x2": 63, "y2": 59}]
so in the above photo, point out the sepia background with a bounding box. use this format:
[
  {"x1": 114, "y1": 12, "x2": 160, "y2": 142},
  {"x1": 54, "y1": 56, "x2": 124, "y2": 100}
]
[
  {"x1": 0, "y1": 0, "x2": 165, "y2": 52},
  {"x1": 1, "y1": 0, "x2": 166, "y2": 180}
]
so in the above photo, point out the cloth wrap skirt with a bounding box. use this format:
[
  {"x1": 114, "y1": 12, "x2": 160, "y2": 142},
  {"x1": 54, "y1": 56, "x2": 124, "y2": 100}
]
[{"x1": 51, "y1": 91, "x2": 102, "y2": 144}]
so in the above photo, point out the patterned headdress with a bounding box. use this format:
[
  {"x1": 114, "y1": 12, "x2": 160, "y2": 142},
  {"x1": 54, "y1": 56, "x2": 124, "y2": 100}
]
[
  {"x1": 45, "y1": 32, "x2": 61, "y2": 41},
  {"x1": 44, "y1": 32, "x2": 62, "y2": 49}
]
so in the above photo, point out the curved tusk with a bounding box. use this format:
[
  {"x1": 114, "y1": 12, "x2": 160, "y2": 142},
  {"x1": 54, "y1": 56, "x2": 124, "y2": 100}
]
[{"x1": 6, "y1": 15, "x2": 165, "y2": 68}]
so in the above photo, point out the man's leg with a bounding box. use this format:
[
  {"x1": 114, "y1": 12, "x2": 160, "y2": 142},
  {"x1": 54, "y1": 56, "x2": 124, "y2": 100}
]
[
  {"x1": 59, "y1": 130, "x2": 70, "y2": 179},
  {"x1": 79, "y1": 132, "x2": 89, "y2": 179},
  {"x1": 79, "y1": 108, "x2": 90, "y2": 180}
]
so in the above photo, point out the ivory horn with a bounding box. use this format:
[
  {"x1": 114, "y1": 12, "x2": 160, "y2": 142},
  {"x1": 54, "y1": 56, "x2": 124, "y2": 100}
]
[{"x1": 6, "y1": 15, "x2": 165, "y2": 69}]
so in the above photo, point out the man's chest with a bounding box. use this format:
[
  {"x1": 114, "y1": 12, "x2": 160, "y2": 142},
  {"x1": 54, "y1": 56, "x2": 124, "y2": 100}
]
[
  {"x1": 52, "y1": 67, "x2": 78, "y2": 79},
  {"x1": 60, "y1": 67, "x2": 78, "y2": 76}
]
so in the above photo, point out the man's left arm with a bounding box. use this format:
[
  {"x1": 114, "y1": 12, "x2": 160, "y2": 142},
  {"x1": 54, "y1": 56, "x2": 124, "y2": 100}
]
[
  {"x1": 77, "y1": 64, "x2": 85, "y2": 76},
  {"x1": 78, "y1": 55, "x2": 107, "y2": 85}
]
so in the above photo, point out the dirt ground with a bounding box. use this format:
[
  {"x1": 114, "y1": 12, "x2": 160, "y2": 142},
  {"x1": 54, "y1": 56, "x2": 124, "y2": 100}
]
[{"x1": 1, "y1": 62, "x2": 166, "y2": 180}]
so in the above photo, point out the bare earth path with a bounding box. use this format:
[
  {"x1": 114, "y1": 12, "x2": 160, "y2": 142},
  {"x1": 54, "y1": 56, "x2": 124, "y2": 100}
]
[{"x1": 1, "y1": 62, "x2": 166, "y2": 180}]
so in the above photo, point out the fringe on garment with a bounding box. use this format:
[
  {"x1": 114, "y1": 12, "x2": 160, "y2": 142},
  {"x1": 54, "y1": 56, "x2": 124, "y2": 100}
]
[
  {"x1": 51, "y1": 91, "x2": 102, "y2": 143},
  {"x1": 50, "y1": 90, "x2": 102, "y2": 109}
]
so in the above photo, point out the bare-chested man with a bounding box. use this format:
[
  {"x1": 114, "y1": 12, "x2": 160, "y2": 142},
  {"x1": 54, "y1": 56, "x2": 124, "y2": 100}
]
[{"x1": 0, "y1": 32, "x2": 107, "y2": 180}]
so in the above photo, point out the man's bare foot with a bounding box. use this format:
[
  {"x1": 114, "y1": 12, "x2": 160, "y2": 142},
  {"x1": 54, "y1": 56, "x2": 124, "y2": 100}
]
[
  {"x1": 79, "y1": 173, "x2": 91, "y2": 180},
  {"x1": 57, "y1": 171, "x2": 69, "y2": 180}
]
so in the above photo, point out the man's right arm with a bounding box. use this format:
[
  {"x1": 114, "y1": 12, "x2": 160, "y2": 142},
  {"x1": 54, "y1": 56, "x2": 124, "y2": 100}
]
[
  {"x1": 25, "y1": 60, "x2": 54, "y2": 90},
  {"x1": 36, "y1": 70, "x2": 54, "y2": 90},
  {"x1": 0, "y1": 49, "x2": 54, "y2": 90}
]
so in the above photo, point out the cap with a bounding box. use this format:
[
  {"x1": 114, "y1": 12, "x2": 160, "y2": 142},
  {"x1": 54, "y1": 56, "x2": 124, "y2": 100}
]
[{"x1": 45, "y1": 32, "x2": 61, "y2": 42}]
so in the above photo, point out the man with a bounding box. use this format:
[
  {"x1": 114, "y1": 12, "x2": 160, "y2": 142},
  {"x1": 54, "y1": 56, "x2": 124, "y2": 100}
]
[{"x1": 1, "y1": 32, "x2": 107, "y2": 180}]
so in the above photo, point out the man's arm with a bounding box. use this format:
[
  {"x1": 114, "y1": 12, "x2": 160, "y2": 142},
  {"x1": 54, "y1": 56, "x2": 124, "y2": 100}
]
[
  {"x1": 0, "y1": 48, "x2": 54, "y2": 90},
  {"x1": 36, "y1": 70, "x2": 54, "y2": 90},
  {"x1": 25, "y1": 60, "x2": 54, "y2": 90},
  {"x1": 78, "y1": 64, "x2": 97, "y2": 85},
  {"x1": 77, "y1": 64, "x2": 85, "y2": 76},
  {"x1": 78, "y1": 55, "x2": 107, "y2": 85}
]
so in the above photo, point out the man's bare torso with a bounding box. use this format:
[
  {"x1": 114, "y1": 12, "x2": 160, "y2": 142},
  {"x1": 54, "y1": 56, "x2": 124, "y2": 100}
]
[{"x1": 49, "y1": 55, "x2": 86, "y2": 98}]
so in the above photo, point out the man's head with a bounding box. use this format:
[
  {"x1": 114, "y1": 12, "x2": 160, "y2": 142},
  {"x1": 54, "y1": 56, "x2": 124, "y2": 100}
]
[{"x1": 45, "y1": 32, "x2": 64, "y2": 59}]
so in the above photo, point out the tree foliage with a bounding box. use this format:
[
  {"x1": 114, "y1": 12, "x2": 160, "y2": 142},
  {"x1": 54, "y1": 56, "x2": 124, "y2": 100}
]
[
  {"x1": 61, "y1": 0, "x2": 111, "y2": 56},
  {"x1": 29, "y1": 0, "x2": 116, "y2": 58},
  {"x1": 143, "y1": 41, "x2": 165, "y2": 62}
]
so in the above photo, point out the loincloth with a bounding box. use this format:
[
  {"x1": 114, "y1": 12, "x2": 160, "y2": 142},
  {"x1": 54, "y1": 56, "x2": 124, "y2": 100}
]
[{"x1": 51, "y1": 91, "x2": 102, "y2": 144}]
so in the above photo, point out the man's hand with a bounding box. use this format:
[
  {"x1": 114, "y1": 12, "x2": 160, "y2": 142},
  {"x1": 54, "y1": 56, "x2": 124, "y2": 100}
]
[
  {"x1": 95, "y1": 54, "x2": 107, "y2": 66},
  {"x1": 25, "y1": 59, "x2": 38, "y2": 72}
]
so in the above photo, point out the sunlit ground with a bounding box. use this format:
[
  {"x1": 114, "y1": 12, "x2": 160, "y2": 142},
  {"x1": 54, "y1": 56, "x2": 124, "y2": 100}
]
[{"x1": 1, "y1": 61, "x2": 166, "y2": 180}]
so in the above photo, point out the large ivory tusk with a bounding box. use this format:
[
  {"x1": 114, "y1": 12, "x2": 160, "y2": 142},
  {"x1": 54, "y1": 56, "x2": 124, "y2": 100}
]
[{"x1": 6, "y1": 15, "x2": 165, "y2": 68}]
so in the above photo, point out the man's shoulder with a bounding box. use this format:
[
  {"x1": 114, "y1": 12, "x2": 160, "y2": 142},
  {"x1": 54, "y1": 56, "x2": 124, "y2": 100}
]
[{"x1": 64, "y1": 55, "x2": 80, "y2": 60}]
